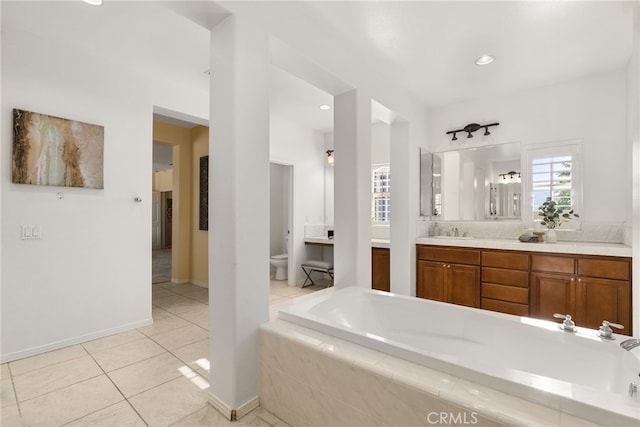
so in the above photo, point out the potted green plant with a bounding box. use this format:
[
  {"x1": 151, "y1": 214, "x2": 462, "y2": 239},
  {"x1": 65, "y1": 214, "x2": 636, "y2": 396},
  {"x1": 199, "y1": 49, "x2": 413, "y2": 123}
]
[{"x1": 537, "y1": 197, "x2": 579, "y2": 243}]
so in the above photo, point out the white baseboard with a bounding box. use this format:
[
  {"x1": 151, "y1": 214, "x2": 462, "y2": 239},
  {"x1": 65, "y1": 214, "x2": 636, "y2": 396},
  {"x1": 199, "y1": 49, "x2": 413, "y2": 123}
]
[
  {"x1": 237, "y1": 395, "x2": 260, "y2": 419},
  {"x1": 0, "y1": 318, "x2": 153, "y2": 364},
  {"x1": 208, "y1": 393, "x2": 259, "y2": 421}
]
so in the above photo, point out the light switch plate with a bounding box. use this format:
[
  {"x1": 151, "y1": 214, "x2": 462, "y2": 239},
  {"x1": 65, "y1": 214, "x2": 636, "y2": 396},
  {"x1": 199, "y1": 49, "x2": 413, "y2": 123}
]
[{"x1": 21, "y1": 225, "x2": 42, "y2": 240}]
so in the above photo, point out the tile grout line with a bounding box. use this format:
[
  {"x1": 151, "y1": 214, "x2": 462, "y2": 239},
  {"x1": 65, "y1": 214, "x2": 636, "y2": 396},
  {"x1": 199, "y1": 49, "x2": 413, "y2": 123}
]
[
  {"x1": 8, "y1": 346, "x2": 89, "y2": 378},
  {"x1": 81, "y1": 347, "x2": 151, "y2": 427},
  {"x1": 6, "y1": 362, "x2": 23, "y2": 420}
]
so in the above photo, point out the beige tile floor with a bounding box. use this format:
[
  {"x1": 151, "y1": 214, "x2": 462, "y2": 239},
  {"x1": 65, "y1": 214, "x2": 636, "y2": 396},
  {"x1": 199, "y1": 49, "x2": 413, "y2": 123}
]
[{"x1": 1, "y1": 279, "x2": 328, "y2": 426}]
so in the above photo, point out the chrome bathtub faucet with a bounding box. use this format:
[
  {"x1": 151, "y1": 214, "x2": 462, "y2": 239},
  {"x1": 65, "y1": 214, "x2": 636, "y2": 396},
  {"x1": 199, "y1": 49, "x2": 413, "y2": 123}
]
[
  {"x1": 553, "y1": 313, "x2": 577, "y2": 332},
  {"x1": 597, "y1": 320, "x2": 624, "y2": 340},
  {"x1": 620, "y1": 338, "x2": 640, "y2": 351}
]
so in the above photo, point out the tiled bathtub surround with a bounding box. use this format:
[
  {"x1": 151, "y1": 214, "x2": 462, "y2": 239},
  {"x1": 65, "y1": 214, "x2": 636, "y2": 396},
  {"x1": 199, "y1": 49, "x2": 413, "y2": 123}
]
[
  {"x1": 260, "y1": 320, "x2": 599, "y2": 426},
  {"x1": 419, "y1": 219, "x2": 631, "y2": 244}
]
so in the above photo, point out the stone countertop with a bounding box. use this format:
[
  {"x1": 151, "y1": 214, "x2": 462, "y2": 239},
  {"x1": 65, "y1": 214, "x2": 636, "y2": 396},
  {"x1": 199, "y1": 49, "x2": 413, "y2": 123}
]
[
  {"x1": 305, "y1": 237, "x2": 390, "y2": 249},
  {"x1": 415, "y1": 237, "x2": 632, "y2": 257}
]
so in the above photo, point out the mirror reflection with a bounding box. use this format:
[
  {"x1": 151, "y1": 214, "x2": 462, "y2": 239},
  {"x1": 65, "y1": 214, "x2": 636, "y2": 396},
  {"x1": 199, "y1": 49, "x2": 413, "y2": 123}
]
[{"x1": 432, "y1": 142, "x2": 521, "y2": 221}]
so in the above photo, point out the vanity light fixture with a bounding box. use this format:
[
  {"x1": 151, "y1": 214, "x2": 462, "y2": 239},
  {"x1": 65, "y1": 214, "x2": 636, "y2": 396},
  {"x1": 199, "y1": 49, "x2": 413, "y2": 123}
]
[
  {"x1": 475, "y1": 55, "x2": 495, "y2": 66},
  {"x1": 499, "y1": 171, "x2": 521, "y2": 180},
  {"x1": 446, "y1": 122, "x2": 499, "y2": 141},
  {"x1": 326, "y1": 150, "x2": 334, "y2": 165},
  {"x1": 82, "y1": 0, "x2": 103, "y2": 5}
]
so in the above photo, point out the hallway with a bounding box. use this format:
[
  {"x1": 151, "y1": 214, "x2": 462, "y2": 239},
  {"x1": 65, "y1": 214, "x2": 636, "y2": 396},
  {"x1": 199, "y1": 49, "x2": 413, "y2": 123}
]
[{"x1": 1, "y1": 281, "x2": 324, "y2": 426}]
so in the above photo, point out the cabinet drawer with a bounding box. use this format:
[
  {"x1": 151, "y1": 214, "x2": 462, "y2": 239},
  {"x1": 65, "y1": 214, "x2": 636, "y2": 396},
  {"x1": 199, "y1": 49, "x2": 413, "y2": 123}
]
[
  {"x1": 482, "y1": 267, "x2": 528, "y2": 288},
  {"x1": 578, "y1": 257, "x2": 630, "y2": 281},
  {"x1": 482, "y1": 251, "x2": 529, "y2": 270},
  {"x1": 417, "y1": 245, "x2": 480, "y2": 265},
  {"x1": 481, "y1": 298, "x2": 529, "y2": 317},
  {"x1": 531, "y1": 254, "x2": 575, "y2": 274},
  {"x1": 482, "y1": 283, "x2": 529, "y2": 304}
]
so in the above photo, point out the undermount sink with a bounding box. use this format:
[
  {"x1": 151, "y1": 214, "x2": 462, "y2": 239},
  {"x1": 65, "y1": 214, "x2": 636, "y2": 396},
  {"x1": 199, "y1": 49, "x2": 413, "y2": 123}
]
[{"x1": 433, "y1": 235, "x2": 474, "y2": 240}]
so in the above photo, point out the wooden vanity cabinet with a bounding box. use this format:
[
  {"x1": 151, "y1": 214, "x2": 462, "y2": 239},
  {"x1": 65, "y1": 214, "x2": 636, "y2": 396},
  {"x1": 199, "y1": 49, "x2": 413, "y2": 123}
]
[
  {"x1": 372, "y1": 248, "x2": 390, "y2": 292},
  {"x1": 530, "y1": 254, "x2": 632, "y2": 335},
  {"x1": 416, "y1": 244, "x2": 632, "y2": 335},
  {"x1": 530, "y1": 254, "x2": 576, "y2": 322},
  {"x1": 417, "y1": 246, "x2": 480, "y2": 308},
  {"x1": 577, "y1": 256, "x2": 631, "y2": 333},
  {"x1": 481, "y1": 250, "x2": 530, "y2": 316}
]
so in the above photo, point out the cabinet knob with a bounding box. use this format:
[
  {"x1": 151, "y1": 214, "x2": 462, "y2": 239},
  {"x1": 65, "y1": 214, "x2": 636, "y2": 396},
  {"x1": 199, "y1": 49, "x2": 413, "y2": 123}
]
[
  {"x1": 577, "y1": 277, "x2": 582, "y2": 282},
  {"x1": 442, "y1": 264, "x2": 447, "y2": 268},
  {"x1": 570, "y1": 277, "x2": 575, "y2": 281}
]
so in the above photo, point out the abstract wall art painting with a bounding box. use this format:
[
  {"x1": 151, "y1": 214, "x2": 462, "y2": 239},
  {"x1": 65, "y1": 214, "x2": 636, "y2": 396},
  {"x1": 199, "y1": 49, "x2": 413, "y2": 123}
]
[{"x1": 12, "y1": 109, "x2": 104, "y2": 189}]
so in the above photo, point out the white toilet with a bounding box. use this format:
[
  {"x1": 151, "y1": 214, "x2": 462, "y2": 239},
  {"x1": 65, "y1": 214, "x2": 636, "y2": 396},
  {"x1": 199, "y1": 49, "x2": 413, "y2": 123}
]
[
  {"x1": 270, "y1": 254, "x2": 288, "y2": 280},
  {"x1": 270, "y1": 236, "x2": 289, "y2": 280}
]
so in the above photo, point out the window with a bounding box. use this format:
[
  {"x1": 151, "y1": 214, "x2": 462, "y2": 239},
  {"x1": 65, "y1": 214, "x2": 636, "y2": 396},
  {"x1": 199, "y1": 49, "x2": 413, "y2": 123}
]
[
  {"x1": 531, "y1": 155, "x2": 573, "y2": 212},
  {"x1": 524, "y1": 142, "x2": 581, "y2": 228},
  {"x1": 372, "y1": 165, "x2": 390, "y2": 222}
]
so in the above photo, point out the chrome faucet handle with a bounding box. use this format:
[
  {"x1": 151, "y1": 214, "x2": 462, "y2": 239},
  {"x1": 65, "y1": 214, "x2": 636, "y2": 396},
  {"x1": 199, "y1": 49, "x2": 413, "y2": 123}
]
[
  {"x1": 553, "y1": 313, "x2": 577, "y2": 332},
  {"x1": 597, "y1": 320, "x2": 624, "y2": 340}
]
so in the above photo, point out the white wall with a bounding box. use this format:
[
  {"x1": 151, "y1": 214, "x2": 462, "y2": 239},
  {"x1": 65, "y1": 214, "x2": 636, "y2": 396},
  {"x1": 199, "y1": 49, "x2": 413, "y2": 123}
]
[
  {"x1": 1, "y1": 16, "x2": 208, "y2": 361},
  {"x1": 371, "y1": 122, "x2": 391, "y2": 165},
  {"x1": 323, "y1": 132, "x2": 335, "y2": 226},
  {"x1": 270, "y1": 113, "x2": 325, "y2": 285},
  {"x1": 627, "y1": 7, "x2": 639, "y2": 337},
  {"x1": 427, "y1": 69, "x2": 627, "y2": 224}
]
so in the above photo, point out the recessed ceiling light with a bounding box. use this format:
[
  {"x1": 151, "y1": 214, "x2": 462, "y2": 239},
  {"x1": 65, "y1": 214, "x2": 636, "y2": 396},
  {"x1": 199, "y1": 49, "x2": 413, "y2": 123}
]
[
  {"x1": 319, "y1": 104, "x2": 331, "y2": 111},
  {"x1": 82, "y1": 0, "x2": 103, "y2": 5},
  {"x1": 475, "y1": 55, "x2": 495, "y2": 66}
]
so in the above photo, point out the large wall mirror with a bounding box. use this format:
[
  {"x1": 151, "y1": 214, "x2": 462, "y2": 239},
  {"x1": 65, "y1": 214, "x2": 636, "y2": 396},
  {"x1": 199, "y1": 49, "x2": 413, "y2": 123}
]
[{"x1": 429, "y1": 142, "x2": 522, "y2": 221}]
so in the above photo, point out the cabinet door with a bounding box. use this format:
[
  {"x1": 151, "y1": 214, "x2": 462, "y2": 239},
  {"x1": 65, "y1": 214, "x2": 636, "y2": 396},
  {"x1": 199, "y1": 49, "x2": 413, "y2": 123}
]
[
  {"x1": 530, "y1": 273, "x2": 575, "y2": 322},
  {"x1": 448, "y1": 264, "x2": 480, "y2": 308},
  {"x1": 579, "y1": 277, "x2": 631, "y2": 333},
  {"x1": 417, "y1": 260, "x2": 447, "y2": 302},
  {"x1": 372, "y1": 248, "x2": 391, "y2": 292}
]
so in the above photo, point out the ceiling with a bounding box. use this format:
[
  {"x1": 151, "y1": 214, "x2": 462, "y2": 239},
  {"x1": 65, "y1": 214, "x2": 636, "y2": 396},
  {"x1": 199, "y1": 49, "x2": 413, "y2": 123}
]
[
  {"x1": 4, "y1": 1, "x2": 635, "y2": 133},
  {"x1": 306, "y1": 1, "x2": 634, "y2": 108}
]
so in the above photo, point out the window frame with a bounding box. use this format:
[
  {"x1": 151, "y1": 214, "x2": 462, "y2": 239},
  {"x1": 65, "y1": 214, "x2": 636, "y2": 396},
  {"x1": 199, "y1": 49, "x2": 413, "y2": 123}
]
[
  {"x1": 371, "y1": 163, "x2": 391, "y2": 223},
  {"x1": 522, "y1": 140, "x2": 582, "y2": 230}
]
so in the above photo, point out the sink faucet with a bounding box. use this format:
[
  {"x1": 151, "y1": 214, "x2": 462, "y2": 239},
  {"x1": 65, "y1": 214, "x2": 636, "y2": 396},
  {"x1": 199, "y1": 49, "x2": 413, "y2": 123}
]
[
  {"x1": 620, "y1": 338, "x2": 640, "y2": 351},
  {"x1": 452, "y1": 227, "x2": 459, "y2": 237}
]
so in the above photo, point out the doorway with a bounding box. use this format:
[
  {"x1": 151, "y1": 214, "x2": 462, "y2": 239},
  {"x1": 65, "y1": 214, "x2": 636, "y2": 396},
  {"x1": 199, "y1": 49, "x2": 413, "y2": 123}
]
[
  {"x1": 269, "y1": 162, "x2": 294, "y2": 286},
  {"x1": 152, "y1": 142, "x2": 174, "y2": 284}
]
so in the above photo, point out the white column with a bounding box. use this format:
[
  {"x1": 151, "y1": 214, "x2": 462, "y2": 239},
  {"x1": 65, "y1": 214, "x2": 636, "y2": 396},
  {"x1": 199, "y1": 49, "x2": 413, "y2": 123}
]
[
  {"x1": 389, "y1": 120, "x2": 413, "y2": 296},
  {"x1": 631, "y1": 5, "x2": 640, "y2": 338},
  {"x1": 208, "y1": 14, "x2": 270, "y2": 418},
  {"x1": 333, "y1": 90, "x2": 372, "y2": 288}
]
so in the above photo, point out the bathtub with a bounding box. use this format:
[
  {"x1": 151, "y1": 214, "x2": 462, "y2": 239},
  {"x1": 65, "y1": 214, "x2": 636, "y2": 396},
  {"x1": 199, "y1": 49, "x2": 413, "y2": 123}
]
[{"x1": 278, "y1": 287, "x2": 640, "y2": 425}]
